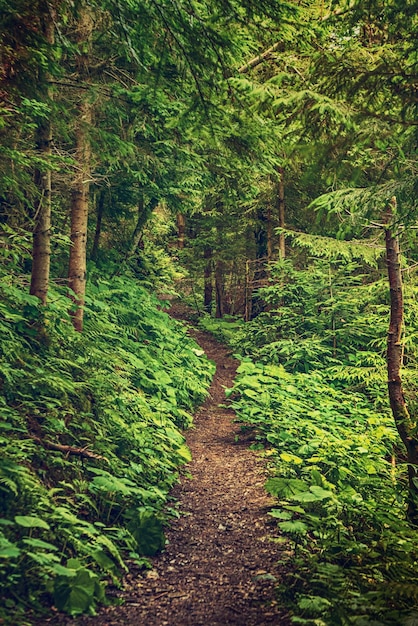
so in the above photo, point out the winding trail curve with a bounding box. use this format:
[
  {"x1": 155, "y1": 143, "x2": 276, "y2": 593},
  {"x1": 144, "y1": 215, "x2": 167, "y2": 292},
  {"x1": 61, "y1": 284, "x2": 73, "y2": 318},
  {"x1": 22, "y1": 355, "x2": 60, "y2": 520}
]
[{"x1": 52, "y1": 308, "x2": 291, "y2": 625}]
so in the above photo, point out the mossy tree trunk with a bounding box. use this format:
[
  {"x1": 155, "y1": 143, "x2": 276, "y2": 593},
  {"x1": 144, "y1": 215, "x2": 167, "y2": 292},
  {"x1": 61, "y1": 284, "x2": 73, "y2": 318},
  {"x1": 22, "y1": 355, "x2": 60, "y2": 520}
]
[
  {"x1": 68, "y1": 6, "x2": 93, "y2": 332},
  {"x1": 29, "y1": 2, "x2": 55, "y2": 304}
]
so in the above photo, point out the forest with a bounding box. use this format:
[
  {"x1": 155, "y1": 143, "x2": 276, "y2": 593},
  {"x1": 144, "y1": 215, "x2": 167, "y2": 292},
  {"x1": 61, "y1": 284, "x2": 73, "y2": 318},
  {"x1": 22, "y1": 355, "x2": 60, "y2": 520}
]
[{"x1": 0, "y1": 0, "x2": 417, "y2": 624}]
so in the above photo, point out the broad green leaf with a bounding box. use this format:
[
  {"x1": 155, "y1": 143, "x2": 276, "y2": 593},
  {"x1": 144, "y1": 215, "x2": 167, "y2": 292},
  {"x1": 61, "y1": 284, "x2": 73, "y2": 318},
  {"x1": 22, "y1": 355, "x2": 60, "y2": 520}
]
[
  {"x1": 51, "y1": 564, "x2": 77, "y2": 577},
  {"x1": 0, "y1": 537, "x2": 20, "y2": 559},
  {"x1": 27, "y1": 551, "x2": 60, "y2": 566},
  {"x1": 53, "y1": 568, "x2": 100, "y2": 615},
  {"x1": 22, "y1": 538, "x2": 58, "y2": 551},
  {"x1": 297, "y1": 595, "x2": 332, "y2": 613},
  {"x1": 268, "y1": 509, "x2": 293, "y2": 520},
  {"x1": 309, "y1": 486, "x2": 334, "y2": 499},
  {"x1": 177, "y1": 444, "x2": 192, "y2": 462},
  {"x1": 14, "y1": 515, "x2": 50, "y2": 530},
  {"x1": 91, "y1": 549, "x2": 117, "y2": 572},
  {"x1": 263, "y1": 364, "x2": 286, "y2": 379},
  {"x1": 280, "y1": 452, "x2": 303, "y2": 465},
  {"x1": 279, "y1": 520, "x2": 308, "y2": 534},
  {"x1": 243, "y1": 388, "x2": 259, "y2": 399},
  {"x1": 265, "y1": 478, "x2": 308, "y2": 498},
  {"x1": 292, "y1": 487, "x2": 333, "y2": 503},
  {"x1": 128, "y1": 509, "x2": 165, "y2": 556},
  {"x1": 0, "y1": 546, "x2": 21, "y2": 558}
]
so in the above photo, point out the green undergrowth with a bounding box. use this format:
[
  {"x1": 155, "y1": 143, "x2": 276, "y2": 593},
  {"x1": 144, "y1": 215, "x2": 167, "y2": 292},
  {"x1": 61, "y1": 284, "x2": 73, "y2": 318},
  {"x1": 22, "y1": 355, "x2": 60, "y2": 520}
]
[
  {"x1": 197, "y1": 313, "x2": 245, "y2": 344},
  {"x1": 0, "y1": 270, "x2": 214, "y2": 622},
  {"x1": 229, "y1": 360, "x2": 418, "y2": 624},
  {"x1": 203, "y1": 256, "x2": 418, "y2": 624},
  {"x1": 230, "y1": 359, "x2": 418, "y2": 626}
]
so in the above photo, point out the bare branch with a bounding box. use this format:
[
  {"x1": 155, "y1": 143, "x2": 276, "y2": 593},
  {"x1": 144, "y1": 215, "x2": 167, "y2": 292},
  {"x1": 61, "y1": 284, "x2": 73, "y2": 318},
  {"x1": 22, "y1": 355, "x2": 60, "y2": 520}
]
[{"x1": 30, "y1": 435, "x2": 108, "y2": 461}]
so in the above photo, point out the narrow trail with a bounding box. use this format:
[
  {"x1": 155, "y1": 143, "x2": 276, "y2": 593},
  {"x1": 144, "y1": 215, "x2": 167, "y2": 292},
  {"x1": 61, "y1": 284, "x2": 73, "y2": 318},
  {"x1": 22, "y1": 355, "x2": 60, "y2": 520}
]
[{"x1": 50, "y1": 309, "x2": 291, "y2": 625}]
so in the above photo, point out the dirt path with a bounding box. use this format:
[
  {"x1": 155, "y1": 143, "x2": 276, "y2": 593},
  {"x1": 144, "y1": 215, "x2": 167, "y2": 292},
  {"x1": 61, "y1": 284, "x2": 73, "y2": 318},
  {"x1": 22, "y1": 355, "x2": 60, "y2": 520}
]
[{"x1": 47, "y1": 311, "x2": 291, "y2": 625}]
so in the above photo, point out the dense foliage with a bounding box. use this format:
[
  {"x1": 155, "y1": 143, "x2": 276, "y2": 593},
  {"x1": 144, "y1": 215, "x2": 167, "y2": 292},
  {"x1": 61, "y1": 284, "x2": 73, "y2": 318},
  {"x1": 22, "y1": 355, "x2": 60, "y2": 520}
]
[
  {"x1": 0, "y1": 237, "x2": 214, "y2": 620},
  {"x1": 231, "y1": 359, "x2": 417, "y2": 625},
  {"x1": 205, "y1": 250, "x2": 418, "y2": 624}
]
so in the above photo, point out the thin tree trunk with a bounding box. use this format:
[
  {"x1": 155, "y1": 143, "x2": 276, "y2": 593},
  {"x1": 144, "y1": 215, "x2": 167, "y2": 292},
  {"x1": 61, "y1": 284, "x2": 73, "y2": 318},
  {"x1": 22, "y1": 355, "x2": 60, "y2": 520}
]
[
  {"x1": 90, "y1": 188, "x2": 105, "y2": 262},
  {"x1": 385, "y1": 196, "x2": 418, "y2": 524},
  {"x1": 278, "y1": 166, "x2": 285, "y2": 260},
  {"x1": 30, "y1": 119, "x2": 52, "y2": 305},
  {"x1": 251, "y1": 209, "x2": 268, "y2": 318},
  {"x1": 204, "y1": 247, "x2": 213, "y2": 313},
  {"x1": 267, "y1": 205, "x2": 273, "y2": 263},
  {"x1": 215, "y1": 260, "x2": 225, "y2": 318},
  {"x1": 127, "y1": 196, "x2": 158, "y2": 259},
  {"x1": 112, "y1": 196, "x2": 158, "y2": 278},
  {"x1": 177, "y1": 212, "x2": 186, "y2": 249},
  {"x1": 68, "y1": 98, "x2": 92, "y2": 331},
  {"x1": 30, "y1": 3, "x2": 54, "y2": 304},
  {"x1": 68, "y1": 7, "x2": 93, "y2": 332},
  {"x1": 245, "y1": 259, "x2": 251, "y2": 321}
]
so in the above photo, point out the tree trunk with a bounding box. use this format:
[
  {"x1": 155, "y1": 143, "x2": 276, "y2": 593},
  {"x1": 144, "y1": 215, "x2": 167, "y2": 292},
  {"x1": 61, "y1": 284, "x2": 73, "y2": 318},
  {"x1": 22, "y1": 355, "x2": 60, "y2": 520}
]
[
  {"x1": 251, "y1": 209, "x2": 268, "y2": 318},
  {"x1": 177, "y1": 212, "x2": 186, "y2": 249},
  {"x1": 29, "y1": 3, "x2": 54, "y2": 304},
  {"x1": 90, "y1": 188, "x2": 105, "y2": 262},
  {"x1": 30, "y1": 118, "x2": 52, "y2": 305},
  {"x1": 67, "y1": 7, "x2": 93, "y2": 332},
  {"x1": 203, "y1": 247, "x2": 213, "y2": 313},
  {"x1": 278, "y1": 166, "x2": 285, "y2": 260},
  {"x1": 68, "y1": 98, "x2": 92, "y2": 331},
  {"x1": 245, "y1": 259, "x2": 251, "y2": 321},
  {"x1": 112, "y1": 195, "x2": 159, "y2": 278},
  {"x1": 385, "y1": 196, "x2": 418, "y2": 524},
  {"x1": 127, "y1": 196, "x2": 158, "y2": 259},
  {"x1": 215, "y1": 260, "x2": 225, "y2": 318},
  {"x1": 267, "y1": 204, "x2": 273, "y2": 263}
]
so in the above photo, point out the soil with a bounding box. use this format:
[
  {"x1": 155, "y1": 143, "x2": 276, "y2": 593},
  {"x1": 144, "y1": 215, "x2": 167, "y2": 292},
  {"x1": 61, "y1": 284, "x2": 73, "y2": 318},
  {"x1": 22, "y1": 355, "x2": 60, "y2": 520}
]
[{"x1": 41, "y1": 305, "x2": 291, "y2": 626}]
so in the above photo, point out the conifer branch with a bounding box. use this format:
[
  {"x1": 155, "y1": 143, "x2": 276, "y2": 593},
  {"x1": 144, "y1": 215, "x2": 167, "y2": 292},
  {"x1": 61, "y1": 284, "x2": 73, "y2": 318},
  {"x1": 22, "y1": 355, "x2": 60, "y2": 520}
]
[
  {"x1": 237, "y1": 42, "x2": 283, "y2": 74},
  {"x1": 321, "y1": 1, "x2": 356, "y2": 21}
]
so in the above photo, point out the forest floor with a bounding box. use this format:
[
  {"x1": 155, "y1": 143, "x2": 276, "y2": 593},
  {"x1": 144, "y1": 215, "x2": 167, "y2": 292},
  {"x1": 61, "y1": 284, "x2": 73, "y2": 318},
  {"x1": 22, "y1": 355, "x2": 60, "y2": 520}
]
[{"x1": 43, "y1": 304, "x2": 291, "y2": 625}]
